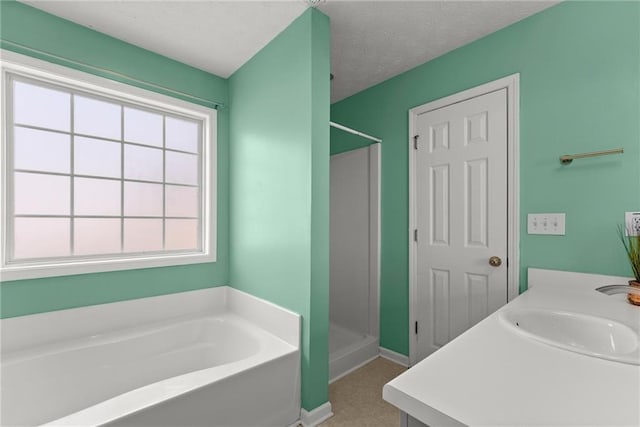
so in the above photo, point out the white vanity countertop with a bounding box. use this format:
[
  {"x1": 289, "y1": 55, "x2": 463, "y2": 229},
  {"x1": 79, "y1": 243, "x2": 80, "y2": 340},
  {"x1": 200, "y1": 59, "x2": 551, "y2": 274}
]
[{"x1": 383, "y1": 269, "x2": 640, "y2": 426}]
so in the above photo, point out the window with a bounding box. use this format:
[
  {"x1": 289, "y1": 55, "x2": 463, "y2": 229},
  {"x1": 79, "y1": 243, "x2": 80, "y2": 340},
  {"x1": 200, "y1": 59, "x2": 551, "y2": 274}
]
[{"x1": 1, "y1": 51, "x2": 217, "y2": 280}]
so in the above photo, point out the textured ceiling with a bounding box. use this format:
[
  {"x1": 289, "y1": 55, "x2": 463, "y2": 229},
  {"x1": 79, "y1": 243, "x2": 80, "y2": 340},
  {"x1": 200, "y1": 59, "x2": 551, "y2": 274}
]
[
  {"x1": 21, "y1": 0, "x2": 560, "y2": 103},
  {"x1": 21, "y1": 0, "x2": 309, "y2": 78},
  {"x1": 319, "y1": 1, "x2": 559, "y2": 102}
]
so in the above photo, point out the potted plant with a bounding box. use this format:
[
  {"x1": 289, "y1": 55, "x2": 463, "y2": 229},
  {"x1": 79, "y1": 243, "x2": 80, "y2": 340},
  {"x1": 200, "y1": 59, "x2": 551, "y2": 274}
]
[{"x1": 619, "y1": 225, "x2": 640, "y2": 305}]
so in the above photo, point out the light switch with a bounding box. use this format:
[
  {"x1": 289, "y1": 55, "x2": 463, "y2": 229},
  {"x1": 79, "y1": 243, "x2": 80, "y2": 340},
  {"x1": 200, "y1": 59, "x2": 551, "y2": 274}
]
[
  {"x1": 528, "y1": 213, "x2": 566, "y2": 235},
  {"x1": 625, "y1": 212, "x2": 640, "y2": 236}
]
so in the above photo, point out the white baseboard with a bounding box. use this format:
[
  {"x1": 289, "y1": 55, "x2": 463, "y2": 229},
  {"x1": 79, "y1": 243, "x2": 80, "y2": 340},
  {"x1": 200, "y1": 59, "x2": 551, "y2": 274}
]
[
  {"x1": 380, "y1": 346, "x2": 410, "y2": 367},
  {"x1": 300, "y1": 401, "x2": 333, "y2": 427},
  {"x1": 329, "y1": 335, "x2": 379, "y2": 383},
  {"x1": 329, "y1": 353, "x2": 379, "y2": 384}
]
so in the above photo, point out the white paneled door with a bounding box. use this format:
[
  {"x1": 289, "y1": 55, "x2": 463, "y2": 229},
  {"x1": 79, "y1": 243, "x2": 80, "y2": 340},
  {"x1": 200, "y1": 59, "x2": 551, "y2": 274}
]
[{"x1": 414, "y1": 88, "x2": 508, "y2": 362}]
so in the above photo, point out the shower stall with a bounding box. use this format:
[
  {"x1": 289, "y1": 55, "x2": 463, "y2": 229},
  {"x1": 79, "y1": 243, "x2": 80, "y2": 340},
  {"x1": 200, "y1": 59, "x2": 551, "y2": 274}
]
[{"x1": 329, "y1": 140, "x2": 380, "y2": 382}]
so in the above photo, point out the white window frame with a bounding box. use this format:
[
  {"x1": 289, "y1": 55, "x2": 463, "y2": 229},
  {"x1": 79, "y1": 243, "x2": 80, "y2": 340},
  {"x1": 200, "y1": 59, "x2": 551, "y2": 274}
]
[{"x1": 0, "y1": 50, "x2": 217, "y2": 281}]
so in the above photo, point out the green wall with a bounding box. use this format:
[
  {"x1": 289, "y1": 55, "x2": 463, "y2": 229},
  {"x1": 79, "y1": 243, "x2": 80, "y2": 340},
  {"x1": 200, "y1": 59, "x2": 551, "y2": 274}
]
[
  {"x1": 229, "y1": 8, "x2": 330, "y2": 411},
  {"x1": 309, "y1": 6, "x2": 331, "y2": 413},
  {"x1": 0, "y1": 1, "x2": 230, "y2": 318},
  {"x1": 330, "y1": 125, "x2": 373, "y2": 155},
  {"x1": 331, "y1": 1, "x2": 640, "y2": 356}
]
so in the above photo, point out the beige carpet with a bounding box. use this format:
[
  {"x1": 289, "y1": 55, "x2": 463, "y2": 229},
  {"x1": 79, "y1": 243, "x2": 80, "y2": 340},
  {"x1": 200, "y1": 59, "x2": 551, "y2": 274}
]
[{"x1": 320, "y1": 357, "x2": 407, "y2": 427}]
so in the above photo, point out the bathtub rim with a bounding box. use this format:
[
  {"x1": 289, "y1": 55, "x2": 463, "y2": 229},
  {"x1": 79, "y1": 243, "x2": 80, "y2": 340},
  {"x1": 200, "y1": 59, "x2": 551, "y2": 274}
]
[{"x1": 1, "y1": 286, "x2": 301, "y2": 354}]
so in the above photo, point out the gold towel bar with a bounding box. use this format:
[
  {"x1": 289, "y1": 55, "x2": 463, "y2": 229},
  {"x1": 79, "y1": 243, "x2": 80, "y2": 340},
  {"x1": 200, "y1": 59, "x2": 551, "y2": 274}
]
[{"x1": 560, "y1": 148, "x2": 624, "y2": 165}]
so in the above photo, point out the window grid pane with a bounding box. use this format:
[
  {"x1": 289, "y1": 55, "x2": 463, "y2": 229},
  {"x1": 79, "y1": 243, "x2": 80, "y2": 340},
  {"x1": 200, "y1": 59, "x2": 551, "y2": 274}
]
[
  {"x1": 8, "y1": 75, "x2": 203, "y2": 262},
  {"x1": 162, "y1": 116, "x2": 167, "y2": 251}
]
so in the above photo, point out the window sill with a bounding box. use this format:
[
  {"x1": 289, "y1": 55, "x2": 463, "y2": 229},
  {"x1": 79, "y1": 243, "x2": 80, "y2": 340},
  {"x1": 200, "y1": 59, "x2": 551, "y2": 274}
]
[{"x1": 0, "y1": 252, "x2": 216, "y2": 282}]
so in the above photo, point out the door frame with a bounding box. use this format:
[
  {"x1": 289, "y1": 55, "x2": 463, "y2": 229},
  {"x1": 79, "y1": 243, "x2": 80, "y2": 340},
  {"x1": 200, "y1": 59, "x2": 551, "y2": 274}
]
[{"x1": 408, "y1": 74, "x2": 520, "y2": 366}]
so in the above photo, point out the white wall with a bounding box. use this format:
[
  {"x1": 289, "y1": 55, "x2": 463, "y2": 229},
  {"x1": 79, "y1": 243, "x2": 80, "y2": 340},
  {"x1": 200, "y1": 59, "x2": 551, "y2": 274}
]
[{"x1": 330, "y1": 147, "x2": 373, "y2": 335}]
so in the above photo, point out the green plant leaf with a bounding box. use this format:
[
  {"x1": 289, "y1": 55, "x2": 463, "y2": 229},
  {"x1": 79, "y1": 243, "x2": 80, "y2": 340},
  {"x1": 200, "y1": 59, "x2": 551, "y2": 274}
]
[{"x1": 619, "y1": 224, "x2": 640, "y2": 281}]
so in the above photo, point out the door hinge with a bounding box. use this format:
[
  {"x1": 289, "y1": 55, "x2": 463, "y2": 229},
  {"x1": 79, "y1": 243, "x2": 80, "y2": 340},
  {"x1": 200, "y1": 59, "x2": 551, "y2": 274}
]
[
  {"x1": 413, "y1": 135, "x2": 419, "y2": 149},
  {"x1": 415, "y1": 321, "x2": 418, "y2": 334},
  {"x1": 414, "y1": 229, "x2": 418, "y2": 242}
]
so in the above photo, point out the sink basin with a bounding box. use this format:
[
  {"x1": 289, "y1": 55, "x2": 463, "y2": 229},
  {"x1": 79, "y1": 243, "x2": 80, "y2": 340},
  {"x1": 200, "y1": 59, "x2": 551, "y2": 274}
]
[{"x1": 499, "y1": 308, "x2": 640, "y2": 365}]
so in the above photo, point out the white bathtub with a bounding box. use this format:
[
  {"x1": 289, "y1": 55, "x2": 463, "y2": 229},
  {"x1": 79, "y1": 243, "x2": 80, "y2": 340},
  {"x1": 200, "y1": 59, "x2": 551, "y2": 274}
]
[{"x1": 0, "y1": 286, "x2": 301, "y2": 427}]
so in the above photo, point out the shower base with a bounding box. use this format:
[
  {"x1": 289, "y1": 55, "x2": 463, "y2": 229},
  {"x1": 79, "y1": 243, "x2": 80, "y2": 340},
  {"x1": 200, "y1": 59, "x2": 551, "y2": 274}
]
[{"x1": 329, "y1": 322, "x2": 378, "y2": 383}]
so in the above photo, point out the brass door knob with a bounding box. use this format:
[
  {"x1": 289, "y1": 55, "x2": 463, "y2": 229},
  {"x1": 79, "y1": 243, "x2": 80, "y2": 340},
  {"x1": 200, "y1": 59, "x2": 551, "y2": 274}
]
[{"x1": 489, "y1": 256, "x2": 502, "y2": 267}]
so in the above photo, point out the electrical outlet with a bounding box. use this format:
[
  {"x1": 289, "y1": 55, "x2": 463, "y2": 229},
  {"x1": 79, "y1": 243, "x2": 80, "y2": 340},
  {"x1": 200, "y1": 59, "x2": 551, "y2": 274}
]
[
  {"x1": 527, "y1": 213, "x2": 566, "y2": 235},
  {"x1": 625, "y1": 212, "x2": 640, "y2": 236}
]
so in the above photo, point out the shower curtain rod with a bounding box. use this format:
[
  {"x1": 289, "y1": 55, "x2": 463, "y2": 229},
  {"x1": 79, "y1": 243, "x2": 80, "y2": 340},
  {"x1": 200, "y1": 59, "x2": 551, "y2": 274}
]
[
  {"x1": 330, "y1": 121, "x2": 382, "y2": 143},
  {"x1": 0, "y1": 39, "x2": 226, "y2": 110}
]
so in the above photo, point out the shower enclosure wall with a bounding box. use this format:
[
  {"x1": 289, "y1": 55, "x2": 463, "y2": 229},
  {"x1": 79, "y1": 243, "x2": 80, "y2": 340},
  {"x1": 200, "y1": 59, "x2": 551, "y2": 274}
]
[{"x1": 329, "y1": 143, "x2": 380, "y2": 382}]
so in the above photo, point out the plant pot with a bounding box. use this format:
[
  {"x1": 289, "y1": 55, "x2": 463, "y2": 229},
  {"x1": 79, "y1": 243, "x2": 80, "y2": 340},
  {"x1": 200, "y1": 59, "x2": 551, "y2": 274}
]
[{"x1": 628, "y1": 280, "x2": 640, "y2": 306}]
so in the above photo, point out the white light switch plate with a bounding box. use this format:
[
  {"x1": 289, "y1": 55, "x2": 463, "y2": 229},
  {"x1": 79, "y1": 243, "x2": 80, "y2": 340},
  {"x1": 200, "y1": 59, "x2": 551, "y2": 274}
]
[
  {"x1": 528, "y1": 213, "x2": 566, "y2": 235},
  {"x1": 625, "y1": 212, "x2": 640, "y2": 236}
]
